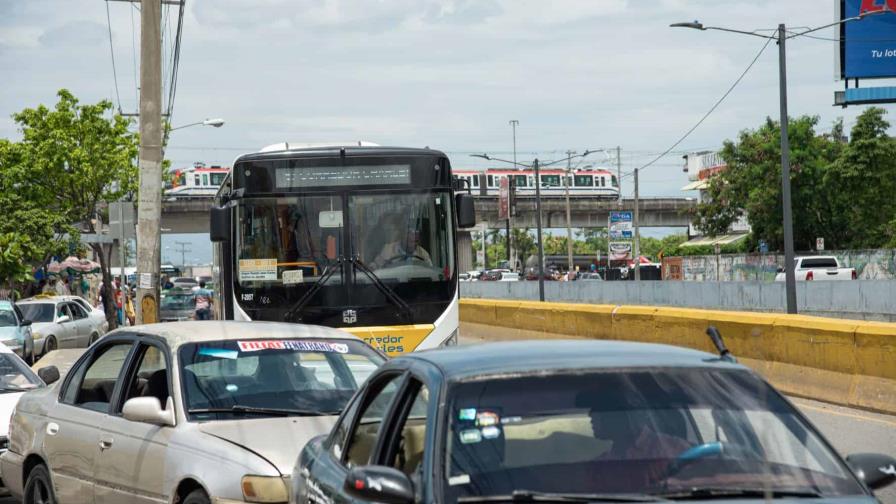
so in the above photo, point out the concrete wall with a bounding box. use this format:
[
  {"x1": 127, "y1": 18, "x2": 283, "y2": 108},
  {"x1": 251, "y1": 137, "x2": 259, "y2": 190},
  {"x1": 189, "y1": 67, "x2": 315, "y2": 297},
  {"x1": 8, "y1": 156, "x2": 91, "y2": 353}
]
[
  {"x1": 460, "y1": 280, "x2": 896, "y2": 322},
  {"x1": 459, "y1": 299, "x2": 896, "y2": 414}
]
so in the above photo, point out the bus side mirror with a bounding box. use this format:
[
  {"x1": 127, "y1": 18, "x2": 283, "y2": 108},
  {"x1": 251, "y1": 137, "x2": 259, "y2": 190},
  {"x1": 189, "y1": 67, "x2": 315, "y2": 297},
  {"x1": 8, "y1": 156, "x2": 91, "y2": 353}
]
[
  {"x1": 455, "y1": 193, "x2": 476, "y2": 229},
  {"x1": 210, "y1": 206, "x2": 231, "y2": 243}
]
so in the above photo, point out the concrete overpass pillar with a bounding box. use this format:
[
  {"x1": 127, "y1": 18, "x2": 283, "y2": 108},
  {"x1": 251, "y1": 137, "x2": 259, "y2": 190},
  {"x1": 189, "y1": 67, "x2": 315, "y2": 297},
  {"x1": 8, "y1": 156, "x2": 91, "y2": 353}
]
[{"x1": 457, "y1": 230, "x2": 474, "y2": 274}]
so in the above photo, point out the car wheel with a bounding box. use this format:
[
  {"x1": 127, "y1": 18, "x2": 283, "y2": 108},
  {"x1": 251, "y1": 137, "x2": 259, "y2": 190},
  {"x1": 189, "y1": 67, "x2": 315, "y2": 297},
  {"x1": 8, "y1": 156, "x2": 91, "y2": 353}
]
[
  {"x1": 44, "y1": 335, "x2": 58, "y2": 354},
  {"x1": 183, "y1": 489, "x2": 211, "y2": 504},
  {"x1": 89, "y1": 333, "x2": 99, "y2": 345},
  {"x1": 24, "y1": 464, "x2": 57, "y2": 504}
]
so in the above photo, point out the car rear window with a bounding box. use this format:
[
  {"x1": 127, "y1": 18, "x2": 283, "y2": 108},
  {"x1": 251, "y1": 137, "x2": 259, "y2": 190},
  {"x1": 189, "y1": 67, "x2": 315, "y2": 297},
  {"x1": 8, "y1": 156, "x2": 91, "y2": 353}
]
[{"x1": 800, "y1": 258, "x2": 838, "y2": 268}]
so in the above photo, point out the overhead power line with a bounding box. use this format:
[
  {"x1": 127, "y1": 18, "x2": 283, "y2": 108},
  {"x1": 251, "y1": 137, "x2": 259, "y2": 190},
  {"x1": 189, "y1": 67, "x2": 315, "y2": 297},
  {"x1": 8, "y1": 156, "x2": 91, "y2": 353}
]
[
  {"x1": 623, "y1": 35, "x2": 774, "y2": 180},
  {"x1": 105, "y1": 1, "x2": 123, "y2": 113}
]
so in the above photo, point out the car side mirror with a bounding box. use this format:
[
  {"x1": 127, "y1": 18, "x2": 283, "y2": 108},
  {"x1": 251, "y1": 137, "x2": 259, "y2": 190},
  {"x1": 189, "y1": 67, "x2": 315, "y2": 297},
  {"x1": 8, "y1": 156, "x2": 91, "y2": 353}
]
[
  {"x1": 123, "y1": 396, "x2": 176, "y2": 427},
  {"x1": 21, "y1": 320, "x2": 31, "y2": 327},
  {"x1": 344, "y1": 465, "x2": 414, "y2": 504},
  {"x1": 455, "y1": 193, "x2": 476, "y2": 229},
  {"x1": 847, "y1": 453, "x2": 896, "y2": 490},
  {"x1": 37, "y1": 366, "x2": 60, "y2": 385},
  {"x1": 209, "y1": 205, "x2": 231, "y2": 243},
  {"x1": 57, "y1": 315, "x2": 70, "y2": 324}
]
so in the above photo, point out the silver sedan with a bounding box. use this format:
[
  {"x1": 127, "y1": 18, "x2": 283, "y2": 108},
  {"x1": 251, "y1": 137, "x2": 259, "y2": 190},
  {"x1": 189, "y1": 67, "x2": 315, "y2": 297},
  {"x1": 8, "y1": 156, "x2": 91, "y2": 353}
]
[{"x1": 1, "y1": 321, "x2": 385, "y2": 504}]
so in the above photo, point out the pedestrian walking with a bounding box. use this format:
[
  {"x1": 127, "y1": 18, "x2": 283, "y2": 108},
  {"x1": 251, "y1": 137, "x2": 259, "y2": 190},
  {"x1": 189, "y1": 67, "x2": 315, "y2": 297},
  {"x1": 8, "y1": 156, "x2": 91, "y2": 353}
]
[{"x1": 193, "y1": 281, "x2": 213, "y2": 320}]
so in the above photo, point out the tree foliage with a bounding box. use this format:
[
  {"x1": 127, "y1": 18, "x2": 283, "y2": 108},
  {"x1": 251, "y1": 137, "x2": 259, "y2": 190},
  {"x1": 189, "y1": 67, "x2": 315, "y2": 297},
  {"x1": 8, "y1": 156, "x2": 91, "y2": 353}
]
[
  {"x1": 694, "y1": 108, "x2": 896, "y2": 251},
  {"x1": 0, "y1": 90, "x2": 138, "y2": 322}
]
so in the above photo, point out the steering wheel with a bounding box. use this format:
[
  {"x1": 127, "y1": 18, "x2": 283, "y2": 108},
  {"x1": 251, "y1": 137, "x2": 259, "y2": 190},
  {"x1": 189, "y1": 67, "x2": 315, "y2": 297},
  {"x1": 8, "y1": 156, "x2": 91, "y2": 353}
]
[{"x1": 382, "y1": 254, "x2": 429, "y2": 267}]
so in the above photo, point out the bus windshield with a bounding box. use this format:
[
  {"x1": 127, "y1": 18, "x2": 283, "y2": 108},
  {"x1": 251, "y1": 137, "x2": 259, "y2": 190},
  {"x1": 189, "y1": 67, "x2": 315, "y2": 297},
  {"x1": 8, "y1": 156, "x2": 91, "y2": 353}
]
[{"x1": 235, "y1": 192, "x2": 454, "y2": 291}]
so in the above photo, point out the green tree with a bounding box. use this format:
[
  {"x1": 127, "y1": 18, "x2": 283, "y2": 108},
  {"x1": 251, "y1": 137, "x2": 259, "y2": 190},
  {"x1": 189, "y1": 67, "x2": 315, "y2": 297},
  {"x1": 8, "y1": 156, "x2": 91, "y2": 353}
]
[{"x1": 7, "y1": 90, "x2": 138, "y2": 325}]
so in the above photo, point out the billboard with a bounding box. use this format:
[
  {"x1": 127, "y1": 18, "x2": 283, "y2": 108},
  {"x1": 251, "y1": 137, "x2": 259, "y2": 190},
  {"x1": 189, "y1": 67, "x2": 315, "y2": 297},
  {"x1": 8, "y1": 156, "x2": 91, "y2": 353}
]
[
  {"x1": 498, "y1": 177, "x2": 510, "y2": 220},
  {"x1": 840, "y1": 0, "x2": 896, "y2": 79},
  {"x1": 608, "y1": 211, "x2": 633, "y2": 240},
  {"x1": 609, "y1": 241, "x2": 632, "y2": 261}
]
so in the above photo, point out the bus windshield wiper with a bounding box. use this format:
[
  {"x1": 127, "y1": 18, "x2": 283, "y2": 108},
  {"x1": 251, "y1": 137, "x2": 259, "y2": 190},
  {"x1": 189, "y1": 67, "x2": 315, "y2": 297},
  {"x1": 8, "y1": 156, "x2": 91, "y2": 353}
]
[
  {"x1": 285, "y1": 257, "x2": 344, "y2": 322},
  {"x1": 350, "y1": 257, "x2": 413, "y2": 320},
  {"x1": 654, "y1": 487, "x2": 822, "y2": 500},
  {"x1": 459, "y1": 490, "x2": 666, "y2": 503},
  {"x1": 188, "y1": 405, "x2": 339, "y2": 417}
]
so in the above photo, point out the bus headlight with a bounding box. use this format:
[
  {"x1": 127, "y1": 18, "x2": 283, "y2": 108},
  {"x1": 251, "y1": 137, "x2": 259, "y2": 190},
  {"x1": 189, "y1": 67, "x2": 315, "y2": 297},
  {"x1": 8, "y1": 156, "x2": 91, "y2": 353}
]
[
  {"x1": 442, "y1": 328, "x2": 459, "y2": 347},
  {"x1": 241, "y1": 475, "x2": 289, "y2": 503}
]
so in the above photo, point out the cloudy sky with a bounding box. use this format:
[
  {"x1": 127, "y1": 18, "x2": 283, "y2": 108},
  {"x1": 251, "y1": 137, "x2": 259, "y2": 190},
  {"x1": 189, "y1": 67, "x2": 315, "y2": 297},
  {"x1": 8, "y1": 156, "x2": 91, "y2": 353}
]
[{"x1": 2, "y1": 0, "x2": 893, "y2": 203}]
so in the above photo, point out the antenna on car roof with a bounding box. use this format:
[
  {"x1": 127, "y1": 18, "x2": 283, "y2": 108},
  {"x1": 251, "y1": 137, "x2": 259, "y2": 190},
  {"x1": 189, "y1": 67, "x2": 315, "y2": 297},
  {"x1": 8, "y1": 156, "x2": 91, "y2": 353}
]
[{"x1": 706, "y1": 326, "x2": 736, "y2": 363}]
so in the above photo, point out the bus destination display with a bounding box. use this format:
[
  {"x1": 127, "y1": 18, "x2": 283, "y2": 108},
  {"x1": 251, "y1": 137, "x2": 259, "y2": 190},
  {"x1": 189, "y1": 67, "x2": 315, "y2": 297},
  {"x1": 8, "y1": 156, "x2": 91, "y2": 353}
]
[{"x1": 276, "y1": 164, "x2": 411, "y2": 188}]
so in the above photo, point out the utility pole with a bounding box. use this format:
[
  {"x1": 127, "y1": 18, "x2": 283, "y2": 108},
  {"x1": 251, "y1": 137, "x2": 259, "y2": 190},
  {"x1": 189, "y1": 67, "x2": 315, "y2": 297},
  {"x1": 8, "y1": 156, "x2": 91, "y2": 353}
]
[
  {"x1": 633, "y1": 168, "x2": 641, "y2": 281},
  {"x1": 778, "y1": 23, "x2": 797, "y2": 314},
  {"x1": 534, "y1": 158, "x2": 546, "y2": 301},
  {"x1": 174, "y1": 241, "x2": 192, "y2": 268},
  {"x1": 564, "y1": 150, "x2": 575, "y2": 277},
  {"x1": 135, "y1": 0, "x2": 163, "y2": 324},
  {"x1": 616, "y1": 146, "x2": 622, "y2": 205},
  {"x1": 509, "y1": 120, "x2": 518, "y2": 270}
]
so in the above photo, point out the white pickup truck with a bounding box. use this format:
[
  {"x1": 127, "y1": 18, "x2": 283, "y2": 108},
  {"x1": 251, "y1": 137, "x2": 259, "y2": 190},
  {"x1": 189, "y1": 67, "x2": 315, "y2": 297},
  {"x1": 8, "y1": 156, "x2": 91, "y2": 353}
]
[{"x1": 774, "y1": 255, "x2": 856, "y2": 282}]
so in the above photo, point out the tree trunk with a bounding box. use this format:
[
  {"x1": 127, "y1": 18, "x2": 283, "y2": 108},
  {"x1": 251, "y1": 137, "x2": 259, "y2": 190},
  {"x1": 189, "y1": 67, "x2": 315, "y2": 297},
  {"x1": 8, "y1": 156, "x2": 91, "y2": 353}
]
[{"x1": 91, "y1": 242, "x2": 118, "y2": 330}]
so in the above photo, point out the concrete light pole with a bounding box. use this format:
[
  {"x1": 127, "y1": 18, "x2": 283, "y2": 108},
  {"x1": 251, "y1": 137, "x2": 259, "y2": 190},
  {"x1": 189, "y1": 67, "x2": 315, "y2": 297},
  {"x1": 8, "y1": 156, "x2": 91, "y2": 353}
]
[{"x1": 564, "y1": 150, "x2": 575, "y2": 277}]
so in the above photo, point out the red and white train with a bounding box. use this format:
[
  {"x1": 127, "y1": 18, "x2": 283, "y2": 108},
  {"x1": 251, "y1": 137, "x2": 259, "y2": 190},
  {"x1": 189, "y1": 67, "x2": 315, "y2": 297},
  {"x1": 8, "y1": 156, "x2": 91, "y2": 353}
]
[
  {"x1": 165, "y1": 162, "x2": 230, "y2": 197},
  {"x1": 453, "y1": 167, "x2": 619, "y2": 198}
]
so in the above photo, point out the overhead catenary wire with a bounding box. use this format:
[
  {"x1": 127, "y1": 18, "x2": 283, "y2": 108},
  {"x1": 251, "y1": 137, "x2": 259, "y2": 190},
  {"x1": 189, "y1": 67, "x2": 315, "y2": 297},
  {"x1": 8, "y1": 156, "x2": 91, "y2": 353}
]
[
  {"x1": 622, "y1": 35, "x2": 774, "y2": 180},
  {"x1": 163, "y1": 1, "x2": 186, "y2": 145}
]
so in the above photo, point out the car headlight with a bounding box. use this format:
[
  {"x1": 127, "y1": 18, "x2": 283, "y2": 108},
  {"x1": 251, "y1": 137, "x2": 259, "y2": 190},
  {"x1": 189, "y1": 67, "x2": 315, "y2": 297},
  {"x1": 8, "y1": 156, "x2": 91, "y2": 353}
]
[{"x1": 241, "y1": 475, "x2": 289, "y2": 503}]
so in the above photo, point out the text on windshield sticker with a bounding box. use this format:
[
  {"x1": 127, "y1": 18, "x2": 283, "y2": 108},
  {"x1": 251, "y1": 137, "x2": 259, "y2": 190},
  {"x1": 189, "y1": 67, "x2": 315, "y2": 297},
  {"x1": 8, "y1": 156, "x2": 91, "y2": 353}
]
[{"x1": 238, "y1": 340, "x2": 350, "y2": 353}]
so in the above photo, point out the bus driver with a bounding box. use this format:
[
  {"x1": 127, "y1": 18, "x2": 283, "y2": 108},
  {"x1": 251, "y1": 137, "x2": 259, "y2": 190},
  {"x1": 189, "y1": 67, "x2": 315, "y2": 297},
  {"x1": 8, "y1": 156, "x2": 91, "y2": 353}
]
[{"x1": 370, "y1": 213, "x2": 433, "y2": 270}]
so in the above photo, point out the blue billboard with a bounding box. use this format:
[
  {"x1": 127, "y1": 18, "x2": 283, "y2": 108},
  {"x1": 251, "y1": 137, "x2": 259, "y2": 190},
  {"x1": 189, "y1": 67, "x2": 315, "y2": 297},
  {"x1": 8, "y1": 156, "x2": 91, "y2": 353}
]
[{"x1": 841, "y1": 0, "x2": 896, "y2": 79}]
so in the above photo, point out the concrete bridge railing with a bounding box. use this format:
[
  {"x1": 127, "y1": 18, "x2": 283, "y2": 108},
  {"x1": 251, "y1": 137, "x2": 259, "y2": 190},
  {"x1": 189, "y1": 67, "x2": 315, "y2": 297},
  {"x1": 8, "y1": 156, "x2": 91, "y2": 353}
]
[{"x1": 459, "y1": 299, "x2": 896, "y2": 414}]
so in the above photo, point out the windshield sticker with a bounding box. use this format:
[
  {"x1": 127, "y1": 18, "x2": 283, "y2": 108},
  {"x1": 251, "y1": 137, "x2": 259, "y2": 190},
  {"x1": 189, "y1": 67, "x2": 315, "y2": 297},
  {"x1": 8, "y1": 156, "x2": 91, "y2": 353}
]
[
  {"x1": 238, "y1": 259, "x2": 277, "y2": 282},
  {"x1": 448, "y1": 474, "x2": 471, "y2": 486},
  {"x1": 459, "y1": 429, "x2": 482, "y2": 444},
  {"x1": 458, "y1": 408, "x2": 477, "y2": 421},
  {"x1": 198, "y1": 348, "x2": 239, "y2": 360},
  {"x1": 476, "y1": 411, "x2": 500, "y2": 427},
  {"x1": 282, "y1": 269, "x2": 304, "y2": 285},
  {"x1": 481, "y1": 426, "x2": 501, "y2": 439},
  {"x1": 238, "y1": 340, "x2": 350, "y2": 353}
]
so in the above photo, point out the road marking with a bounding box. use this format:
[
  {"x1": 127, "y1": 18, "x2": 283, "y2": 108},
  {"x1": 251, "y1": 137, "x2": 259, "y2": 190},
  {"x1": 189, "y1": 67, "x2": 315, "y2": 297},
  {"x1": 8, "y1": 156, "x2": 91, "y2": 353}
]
[{"x1": 792, "y1": 400, "x2": 896, "y2": 428}]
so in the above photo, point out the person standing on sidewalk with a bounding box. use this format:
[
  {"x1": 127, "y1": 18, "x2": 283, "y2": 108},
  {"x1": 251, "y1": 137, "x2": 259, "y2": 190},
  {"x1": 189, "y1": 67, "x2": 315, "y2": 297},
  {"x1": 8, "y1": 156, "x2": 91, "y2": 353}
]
[{"x1": 193, "y1": 281, "x2": 213, "y2": 320}]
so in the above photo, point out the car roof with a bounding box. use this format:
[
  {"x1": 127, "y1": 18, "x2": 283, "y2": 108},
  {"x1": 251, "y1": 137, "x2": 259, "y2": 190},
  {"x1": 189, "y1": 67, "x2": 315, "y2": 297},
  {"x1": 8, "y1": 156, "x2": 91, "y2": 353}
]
[
  {"x1": 108, "y1": 320, "x2": 365, "y2": 349},
  {"x1": 17, "y1": 296, "x2": 62, "y2": 305},
  {"x1": 403, "y1": 340, "x2": 745, "y2": 380}
]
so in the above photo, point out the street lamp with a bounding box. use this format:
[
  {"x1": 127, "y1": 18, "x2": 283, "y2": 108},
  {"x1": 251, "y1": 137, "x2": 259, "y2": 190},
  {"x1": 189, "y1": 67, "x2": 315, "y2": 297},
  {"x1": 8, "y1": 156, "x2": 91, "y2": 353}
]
[
  {"x1": 169, "y1": 118, "x2": 225, "y2": 132},
  {"x1": 671, "y1": 11, "x2": 881, "y2": 314},
  {"x1": 472, "y1": 150, "x2": 596, "y2": 301}
]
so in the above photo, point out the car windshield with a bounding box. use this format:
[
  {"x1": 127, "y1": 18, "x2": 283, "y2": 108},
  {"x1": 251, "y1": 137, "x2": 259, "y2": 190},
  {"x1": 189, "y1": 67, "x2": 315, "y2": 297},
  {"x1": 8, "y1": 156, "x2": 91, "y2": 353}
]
[
  {"x1": 444, "y1": 369, "x2": 863, "y2": 502},
  {"x1": 162, "y1": 293, "x2": 194, "y2": 310},
  {"x1": 0, "y1": 304, "x2": 17, "y2": 327},
  {"x1": 0, "y1": 353, "x2": 42, "y2": 392},
  {"x1": 179, "y1": 338, "x2": 385, "y2": 420},
  {"x1": 17, "y1": 303, "x2": 54, "y2": 323}
]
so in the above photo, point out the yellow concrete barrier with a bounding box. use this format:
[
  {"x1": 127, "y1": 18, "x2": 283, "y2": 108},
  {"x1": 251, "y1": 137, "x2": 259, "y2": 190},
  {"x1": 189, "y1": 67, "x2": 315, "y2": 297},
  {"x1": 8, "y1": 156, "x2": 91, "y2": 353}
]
[{"x1": 459, "y1": 299, "x2": 896, "y2": 415}]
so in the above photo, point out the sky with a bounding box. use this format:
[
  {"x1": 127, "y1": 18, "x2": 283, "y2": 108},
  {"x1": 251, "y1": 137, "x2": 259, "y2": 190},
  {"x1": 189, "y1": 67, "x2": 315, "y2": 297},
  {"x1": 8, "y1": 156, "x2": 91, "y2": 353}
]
[{"x1": 3, "y1": 0, "x2": 895, "y2": 260}]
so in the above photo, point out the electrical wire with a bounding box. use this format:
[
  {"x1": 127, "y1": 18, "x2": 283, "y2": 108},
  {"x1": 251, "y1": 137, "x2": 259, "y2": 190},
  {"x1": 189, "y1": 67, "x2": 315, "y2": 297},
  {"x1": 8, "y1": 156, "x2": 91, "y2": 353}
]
[
  {"x1": 105, "y1": 1, "x2": 123, "y2": 113},
  {"x1": 163, "y1": 1, "x2": 186, "y2": 145},
  {"x1": 623, "y1": 35, "x2": 774, "y2": 180},
  {"x1": 130, "y1": 4, "x2": 139, "y2": 108}
]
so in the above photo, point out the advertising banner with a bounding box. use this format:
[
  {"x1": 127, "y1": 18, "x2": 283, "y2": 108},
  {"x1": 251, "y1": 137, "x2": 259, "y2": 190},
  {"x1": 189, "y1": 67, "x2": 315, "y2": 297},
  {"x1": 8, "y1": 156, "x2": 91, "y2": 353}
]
[
  {"x1": 841, "y1": 0, "x2": 896, "y2": 79},
  {"x1": 609, "y1": 211, "x2": 633, "y2": 240},
  {"x1": 498, "y1": 177, "x2": 510, "y2": 220},
  {"x1": 609, "y1": 241, "x2": 632, "y2": 260}
]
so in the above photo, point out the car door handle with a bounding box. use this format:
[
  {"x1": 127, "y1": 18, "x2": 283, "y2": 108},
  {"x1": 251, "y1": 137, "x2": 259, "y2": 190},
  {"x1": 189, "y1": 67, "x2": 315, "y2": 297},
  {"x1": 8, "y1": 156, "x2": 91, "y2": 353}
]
[
  {"x1": 99, "y1": 437, "x2": 114, "y2": 450},
  {"x1": 46, "y1": 423, "x2": 59, "y2": 436}
]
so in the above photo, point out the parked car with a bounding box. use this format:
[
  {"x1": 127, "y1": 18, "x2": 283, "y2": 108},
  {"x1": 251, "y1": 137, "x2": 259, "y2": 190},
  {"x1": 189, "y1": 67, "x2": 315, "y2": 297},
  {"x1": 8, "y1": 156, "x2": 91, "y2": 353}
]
[
  {"x1": 480, "y1": 269, "x2": 516, "y2": 281},
  {"x1": 578, "y1": 272, "x2": 603, "y2": 281},
  {"x1": 160, "y1": 288, "x2": 195, "y2": 322},
  {"x1": 58, "y1": 295, "x2": 109, "y2": 336},
  {"x1": 292, "y1": 339, "x2": 895, "y2": 504},
  {"x1": 16, "y1": 296, "x2": 107, "y2": 356},
  {"x1": 1, "y1": 321, "x2": 386, "y2": 504},
  {"x1": 0, "y1": 300, "x2": 35, "y2": 364},
  {"x1": 0, "y1": 342, "x2": 44, "y2": 497},
  {"x1": 775, "y1": 255, "x2": 857, "y2": 282}
]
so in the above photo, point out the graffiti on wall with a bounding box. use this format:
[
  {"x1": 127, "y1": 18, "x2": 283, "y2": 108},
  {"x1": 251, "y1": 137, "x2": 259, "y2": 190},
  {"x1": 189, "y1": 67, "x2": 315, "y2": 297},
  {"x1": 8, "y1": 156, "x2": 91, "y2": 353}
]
[{"x1": 663, "y1": 249, "x2": 896, "y2": 281}]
